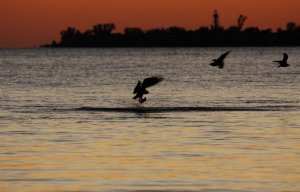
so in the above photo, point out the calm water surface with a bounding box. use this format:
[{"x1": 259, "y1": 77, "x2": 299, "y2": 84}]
[{"x1": 0, "y1": 48, "x2": 300, "y2": 192}]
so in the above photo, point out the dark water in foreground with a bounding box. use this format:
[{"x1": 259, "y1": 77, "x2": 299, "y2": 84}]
[{"x1": 0, "y1": 48, "x2": 300, "y2": 192}]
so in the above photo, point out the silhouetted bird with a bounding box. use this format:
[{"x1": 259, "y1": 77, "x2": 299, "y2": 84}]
[
  {"x1": 133, "y1": 76, "x2": 164, "y2": 103},
  {"x1": 210, "y1": 51, "x2": 231, "y2": 69},
  {"x1": 273, "y1": 53, "x2": 290, "y2": 67}
]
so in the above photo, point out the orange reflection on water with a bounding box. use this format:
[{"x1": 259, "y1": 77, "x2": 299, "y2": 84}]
[{"x1": 1, "y1": 111, "x2": 300, "y2": 192}]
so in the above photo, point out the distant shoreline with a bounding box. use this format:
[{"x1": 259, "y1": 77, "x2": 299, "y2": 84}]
[
  {"x1": 42, "y1": 45, "x2": 300, "y2": 48},
  {"x1": 42, "y1": 22, "x2": 300, "y2": 48},
  {"x1": 2, "y1": 45, "x2": 300, "y2": 49}
]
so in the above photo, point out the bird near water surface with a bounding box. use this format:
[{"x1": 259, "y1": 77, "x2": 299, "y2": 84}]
[
  {"x1": 273, "y1": 53, "x2": 290, "y2": 67},
  {"x1": 133, "y1": 76, "x2": 164, "y2": 104},
  {"x1": 131, "y1": 52, "x2": 289, "y2": 105},
  {"x1": 210, "y1": 50, "x2": 231, "y2": 69}
]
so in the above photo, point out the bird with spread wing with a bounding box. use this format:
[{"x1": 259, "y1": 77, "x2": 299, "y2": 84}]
[
  {"x1": 273, "y1": 53, "x2": 290, "y2": 67},
  {"x1": 210, "y1": 51, "x2": 231, "y2": 69},
  {"x1": 133, "y1": 76, "x2": 164, "y2": 103}
]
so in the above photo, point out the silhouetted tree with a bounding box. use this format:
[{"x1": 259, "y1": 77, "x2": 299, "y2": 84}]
[
  {"x1": 92, "y1": 23, "x2": 116, "y2": 36},
  {"x1": 196, "y1": 26, "x2": 210, "y2": 33},
  {"x1": 244, "y1": 27, "x2": 260, "y2": 33},
  {"x1": 237, "y1": 15, "x2": 247, "y2": 30},
  {"x1": 51, "y1": 40, "x2": 58, "y2": 47},
  {"x1": 91, "y1": 23, "x2": 116, "y2": 46},
  {"x1": 60, "y1": 27, "x2": 82, "y2": 46},
  {"x1": 124, "y1": 28, "x2": 144, "y2": 36},
  {"x1": 166, "y1": 26, "x2": 187, "y2": 34},
  {"x1": 123, "y1": 27, "x2": 144, "y2": 46},
  {"x1": 286, "y1": 22, "x2": 297, "y2": 32},
  {"x1": 276, "y1": 28, "x2": 283, "y2": 33},
  {"x1": 81, "y1": 30, "x2": 94, "y2": 46}
]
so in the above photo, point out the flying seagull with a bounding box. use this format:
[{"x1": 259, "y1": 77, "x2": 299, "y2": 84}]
[
  {"x1": 273, "y1": 53, "x2": 290, "y2": 67},
  {"x1": 133, "y1": 76, "x2": 164, "y2": 103},
  {"x1": 210, "y1": 51, "x2": 231, "y2": 69}
]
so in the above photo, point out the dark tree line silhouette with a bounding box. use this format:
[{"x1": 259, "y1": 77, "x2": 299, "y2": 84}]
[{"x1": 44, "y1": 13, "x2": 300, "y2": 47}]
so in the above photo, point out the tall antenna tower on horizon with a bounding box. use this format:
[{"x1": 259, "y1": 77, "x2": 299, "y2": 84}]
[{"x1": 213, "y1": 10, "x2": 220, "y2": 30}]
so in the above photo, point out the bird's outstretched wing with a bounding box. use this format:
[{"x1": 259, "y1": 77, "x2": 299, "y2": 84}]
[
  {"x1": 142, "y1": 76, "x2": 164, "y2": 88},
  {"x1": 283, "y1": 53, "x2": 288, "y2": 62},
  {"x1": 217, "y1": 51, "x2": 231, "y2": 61},
  {"x1": 133, "y1": 82, "x2": 140, "y2": 94}
]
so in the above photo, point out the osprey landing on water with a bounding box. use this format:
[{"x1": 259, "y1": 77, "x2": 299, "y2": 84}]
[{"x1": 132, "y1": 76, "x2": 164, "y2": 104}]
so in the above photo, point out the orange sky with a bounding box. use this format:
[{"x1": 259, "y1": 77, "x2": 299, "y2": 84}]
[{"x1": 1, "y1": 0, "x2": 299, "y2": 48}]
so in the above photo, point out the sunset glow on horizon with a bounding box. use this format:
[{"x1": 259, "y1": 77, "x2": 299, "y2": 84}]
[{"x1": 1, "y1": 0, "x2": 300, "y2": 48}]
